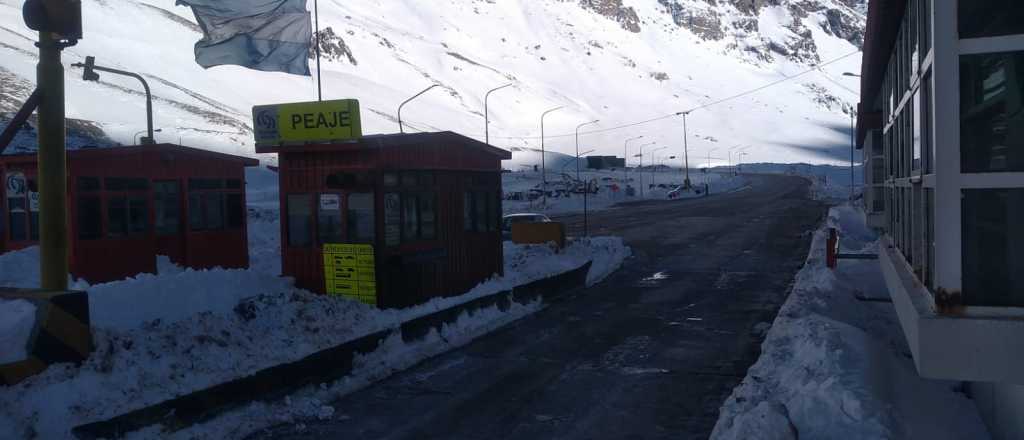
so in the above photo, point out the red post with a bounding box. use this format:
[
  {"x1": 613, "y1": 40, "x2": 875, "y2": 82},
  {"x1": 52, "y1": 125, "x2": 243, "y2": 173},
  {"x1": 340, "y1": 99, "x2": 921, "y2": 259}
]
[{"x1": 827, "y1": 227, "x2": 839, "y2": 269}]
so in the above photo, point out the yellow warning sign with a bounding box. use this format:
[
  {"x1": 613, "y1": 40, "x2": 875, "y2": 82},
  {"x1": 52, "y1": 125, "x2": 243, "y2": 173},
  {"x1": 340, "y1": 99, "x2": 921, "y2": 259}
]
[
  {"x1": 253, "y1": 99, "x2": 362, "y2": 146},
  {"x1": 323, "y1": 244, "x2": 377, "y2": 306}
]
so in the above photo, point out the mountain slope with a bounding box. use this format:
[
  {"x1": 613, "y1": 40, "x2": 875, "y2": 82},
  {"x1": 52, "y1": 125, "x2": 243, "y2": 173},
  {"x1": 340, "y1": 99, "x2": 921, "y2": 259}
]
[{"x1": 0, "y1": 0, "x2": 864, "y2": 165}]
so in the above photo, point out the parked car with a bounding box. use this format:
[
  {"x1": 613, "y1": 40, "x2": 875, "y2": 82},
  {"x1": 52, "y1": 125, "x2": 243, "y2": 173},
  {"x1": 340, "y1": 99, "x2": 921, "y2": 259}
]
[{"x1": 502, "y1": 213, "x2": 552, "y2": 240}]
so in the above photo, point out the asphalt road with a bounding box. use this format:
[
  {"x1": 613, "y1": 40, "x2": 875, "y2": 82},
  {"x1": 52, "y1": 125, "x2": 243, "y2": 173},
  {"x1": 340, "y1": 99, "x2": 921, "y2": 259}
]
[{"x1": 249, "y1": 174, "x2": 826, "y2": 440}]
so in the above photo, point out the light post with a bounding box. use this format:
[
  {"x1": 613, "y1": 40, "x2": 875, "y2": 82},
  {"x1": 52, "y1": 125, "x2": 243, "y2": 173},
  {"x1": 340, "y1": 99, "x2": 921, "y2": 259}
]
[
  {"x1": 575, "y1": 120, "x2": 600, "y2": 183},
  {"x1": 578, "y1": 148, "x2": 596, "y2": 236},
  {"x1": 540, "y1": 106, "x2": 565, "y2": 207},
  {"x1": 707, "y1": 147, "x2": 719, "y2": 169},
  {"x1": 398, "y1": 84, "x2": 440, "y2": 133},
  {"x1": 134, "y1": 128, "x2": 161, "y2": 145},
  {"x1": 638, "y1": 141, "x2": 656, "y2": 197},
  {"x1": 676, "y1": 111, "x2": 692, "y2": 188},
  {"x1": 727, "y1": 144, "x2": 744, "y2": 173},
  {"x1": 484, "y1": 83, "x2": 513, "y2": 145},
  {"x1": 73, "y1": 56, "x2": 156, "y2": 144},
  {"x1": 738, "y1": 152, "x2": 750, "y2": 173},
  {"x1": 623, "y1": 135, "x2": 644, "y2": 193},
  {"x1": 844, "y1": 72, "x2": 862, "y2": 201}
]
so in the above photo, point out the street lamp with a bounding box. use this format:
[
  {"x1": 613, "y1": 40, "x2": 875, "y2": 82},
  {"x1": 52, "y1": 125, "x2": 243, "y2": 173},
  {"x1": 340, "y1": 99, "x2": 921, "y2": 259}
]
[
  {"x1": 72, "y1": 56, "x2": 156, "y2": 144},
  {"x1": 707, "y1": 147, "x2": 719, "y2": 169},
  {"x1": 738, "y1": 152, "x2": 750, "y2": 174},
  {"x1": 577, "y1": 148, "x2": 596, "y2": 236},
  {"x1": 398, "y1": 84, "x2": 440, "y2": 133},
  {"x1": 638, "y1": 141, "x2": 656, "y2": 197},
  {"x1": 484, "y1": 83, "x2": 513, "y2": 145},
  {"x1": 676, "y1": 111, "x2": 692, "y2": 188},
  {"x1": 623, "y1": 135, "x2": 644, "y2": 190},
  {"x1": 540, "y1": 106, "x2": 565, "y2": 207},
  {"x1": 575, "y1": 120, "x2": 600, "y2": 183},
  {"x1": 134, "y1": 128, "x2": 162, "y2": 145},
  {"x1": 843, "y1": 72, "x2": 861, "y2": 201}
]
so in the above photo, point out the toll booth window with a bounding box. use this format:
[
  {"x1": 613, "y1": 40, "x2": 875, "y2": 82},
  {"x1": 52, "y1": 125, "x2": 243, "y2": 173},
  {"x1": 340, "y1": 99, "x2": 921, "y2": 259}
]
[
  {"x1": 402, "y1": 194, "x2": 419, "y2": 239},
  {"x1": 383, "y1": 173, "x2": 399, "y2": 187},
  {"x1": 318, "y1": 193, "x2": 343, "y2": 244},
  {"x1": 464, "y1": 191, "x2": 497, "y2": 232},
  {"x1": 227, "y1": 194, "x2": 244, "y2": 229},
  {"x1": 400, "y1": 193, "x2": 437, "y2": 242},
  {"x1": 154, "y1": 181, "x2": 181, "y2": 235},
  {"x1": 287, "y1": 194, "x2": 313, "y2": 247},
  {"x1": 474, "y1": 191, "x2": 489, "y2": 232},
  {"x1": 108, "y1": 196, "x2": 148, "y2": 236},
  {"x1": 401, "y1": 173, "x2": 418, "y2": 187},
  {"x1": 77, "y1": 197, "x2": 102, "y2": 240},
  {"x1": 348, "y1": 193, "x2": 375, "y2": 243},
  {"x1": 105, "y1": 178, "x2": 149, "y2": 192},
  {"x1": 420, "y1": 195, "x2": 436, "y2": 239},
  {"x1": 188, "y1": 179, "x2": 243, "y2": 232},
  {"x1": 7, "y1": 197, "x2": 27, "y2": 241},
  {"x1": 204, "y1": 193, "x2": 226, "y2": 230},
  {"x1": 77, "y1": 177, "x2": 101, "y2": 192}
]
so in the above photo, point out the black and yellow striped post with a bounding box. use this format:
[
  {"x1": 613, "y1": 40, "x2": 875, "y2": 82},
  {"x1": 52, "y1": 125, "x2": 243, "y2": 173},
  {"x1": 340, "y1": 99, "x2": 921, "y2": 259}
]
[{"x1": 0, "y1": 289, "x2": 92, "y2": 386}]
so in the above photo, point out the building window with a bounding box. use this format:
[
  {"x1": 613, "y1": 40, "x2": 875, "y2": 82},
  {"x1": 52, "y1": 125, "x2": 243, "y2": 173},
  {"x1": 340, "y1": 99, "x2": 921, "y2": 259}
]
[
  {"x1": 287, "y1": 194, "x2": 313, "y2": 247},
  {"x1": 962, "y1": 189, "x2": 1024, "y2": 307},
  {"x1": 912, "y1": 89, "x2": 922, "y2": 173},
  {"x1": 401, "y1": 193, "x2": 437, "y2": 242},
  {"x1": 154, "y1": 181, "x2": 181, "y2": 235},
  {"x1": 318, "y1": 193, "x2": 343, "y2": 244},
  {"x1": 77, "y1": 196, "x2": 102, "y2": 240},
  {"x1": 464, "y1": 191, "x2": 498, "y2": 233},
  {"x1": 923, "y1": 73, "x2": 934, "y2": 174},
  {"x1": 108, "y1": 196, "x2": 148, "y2": 237},
  {"x1": 348, "y1": 193, "x2": 376, "y2": 244},
  {"x1": 924, "y1": 188, "x2": 934, "y2": 291},
  {"x1": 960, "y1": 51, "x2": 1024, "y2": 173},
  {"x1": 920, "y1": 0, "x2": 931, "y2": 58},
  {"x1": 958, "y1": 0, "x2": 1024, "y2": 40},
  {"x1": 188, "y1": 179, "x2": 244, "y2": 232}
]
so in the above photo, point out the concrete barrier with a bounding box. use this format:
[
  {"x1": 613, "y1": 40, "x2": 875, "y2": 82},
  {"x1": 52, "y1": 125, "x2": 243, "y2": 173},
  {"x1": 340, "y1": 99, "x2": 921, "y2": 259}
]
[
  {"x1": 71, "y1": 261, "x2": 593, "y2": 439},
  {"x1": 0, "y1": 288, "x2": 93, "y2": 386}
]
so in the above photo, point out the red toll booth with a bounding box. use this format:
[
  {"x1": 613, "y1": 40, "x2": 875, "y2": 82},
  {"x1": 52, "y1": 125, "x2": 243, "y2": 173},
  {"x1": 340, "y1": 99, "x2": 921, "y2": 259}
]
[
  {"x1": 257, "y1": 131, "x2": 510, "y2": 309},
  {"x1": 0, "y1": 144, "x2": 258, "y2": 283}
]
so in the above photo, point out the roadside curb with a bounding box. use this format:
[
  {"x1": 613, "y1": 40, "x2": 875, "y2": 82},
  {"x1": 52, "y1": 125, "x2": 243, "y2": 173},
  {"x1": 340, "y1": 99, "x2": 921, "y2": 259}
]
[{"x1": 71, "y1": 261, "x2": 593, "y2": 439}]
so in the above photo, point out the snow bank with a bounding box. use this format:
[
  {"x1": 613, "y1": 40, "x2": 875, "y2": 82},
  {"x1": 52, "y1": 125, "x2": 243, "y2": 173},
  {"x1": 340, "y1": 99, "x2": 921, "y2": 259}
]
[
  {"x1": 0, "y1": 247, "x2": 40, "y2": 288},
  {"x1": 0, "y1": 238, "x2": 629, "y2": 440},
  {"x1": 0, "y1": 299, "x2": 36, "y2": 364},
  {"x1": 710, "y1": 205, "x2": 990, "y2": 440}
]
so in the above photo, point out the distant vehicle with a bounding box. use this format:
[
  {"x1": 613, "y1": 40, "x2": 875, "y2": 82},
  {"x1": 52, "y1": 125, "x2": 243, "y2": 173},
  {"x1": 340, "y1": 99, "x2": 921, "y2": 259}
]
[
  {"x1": 668, "y1": 185, "x2": 703, "y2": 199},
  {"x1": 502, "y1": 213, "x2": 552, "y2": 239}
]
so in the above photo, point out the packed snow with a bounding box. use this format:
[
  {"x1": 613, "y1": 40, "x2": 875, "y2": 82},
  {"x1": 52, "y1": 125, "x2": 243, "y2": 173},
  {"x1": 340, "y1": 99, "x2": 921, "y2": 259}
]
[
  {"x1": 0, "y1": 299, "x2": 35, "y2": 364},
  {"x1": 0, "y1": 237, "x2": 630, "y2": 439},
  {"x1": 710, "y1": 205, "x2": 990, "y2": 440}
]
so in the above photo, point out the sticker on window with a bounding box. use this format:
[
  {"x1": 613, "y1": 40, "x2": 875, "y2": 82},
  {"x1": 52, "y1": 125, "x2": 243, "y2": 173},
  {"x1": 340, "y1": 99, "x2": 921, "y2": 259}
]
[{"x1": 320, "y1": 194, "x2": 341, "y2": 211}]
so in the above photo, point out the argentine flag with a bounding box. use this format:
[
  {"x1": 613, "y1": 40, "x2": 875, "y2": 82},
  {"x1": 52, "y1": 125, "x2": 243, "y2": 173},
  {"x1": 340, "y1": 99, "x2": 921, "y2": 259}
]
[{"x1": 176, "y1": 0, "x2": 312, "y2": 76}]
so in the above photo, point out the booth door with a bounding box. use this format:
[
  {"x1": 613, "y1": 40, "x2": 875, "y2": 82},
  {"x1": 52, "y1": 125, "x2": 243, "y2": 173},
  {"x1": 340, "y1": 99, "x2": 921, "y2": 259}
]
[
  {"x1": 75, "y1": 178, "x2": 156, "y2": 283},
  {"x1": 154, "y1": 181, "x2": 185, "y2": 265}
]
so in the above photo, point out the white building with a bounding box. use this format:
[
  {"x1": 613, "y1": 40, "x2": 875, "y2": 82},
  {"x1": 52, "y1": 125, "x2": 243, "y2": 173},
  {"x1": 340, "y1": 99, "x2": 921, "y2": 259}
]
[{"x1": 857, "y1": 1, "x2": 1024, "y2": 438}]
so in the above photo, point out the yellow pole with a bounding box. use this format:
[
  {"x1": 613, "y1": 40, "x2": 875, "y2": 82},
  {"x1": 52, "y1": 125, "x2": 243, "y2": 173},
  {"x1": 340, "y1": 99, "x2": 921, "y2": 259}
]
[{"x1": 36, "y1": 31, "x2": 68, "y2": 290}]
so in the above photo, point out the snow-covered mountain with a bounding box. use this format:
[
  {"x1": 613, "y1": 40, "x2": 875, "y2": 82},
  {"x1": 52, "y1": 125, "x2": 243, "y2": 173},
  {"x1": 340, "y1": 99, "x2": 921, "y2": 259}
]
[{"x1": 0, "y1": 0, "x2": 865, "y2": 165}]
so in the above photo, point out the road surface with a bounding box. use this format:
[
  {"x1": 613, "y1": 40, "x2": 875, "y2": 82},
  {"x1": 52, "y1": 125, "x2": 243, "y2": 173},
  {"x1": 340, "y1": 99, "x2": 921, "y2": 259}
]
[{"x1": 249, "y1": 174, "x2": 826, "y2": 440}]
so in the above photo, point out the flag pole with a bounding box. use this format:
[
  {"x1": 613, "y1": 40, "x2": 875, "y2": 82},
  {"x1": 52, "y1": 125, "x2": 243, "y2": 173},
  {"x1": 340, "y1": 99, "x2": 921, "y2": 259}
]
[{"x1": 314, "y1": 0, "x2": 322, "y2": 101}]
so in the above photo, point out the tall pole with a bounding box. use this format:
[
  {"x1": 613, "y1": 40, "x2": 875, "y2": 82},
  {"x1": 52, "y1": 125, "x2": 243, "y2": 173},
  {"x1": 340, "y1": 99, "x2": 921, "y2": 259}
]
[
  {"x1": 540, "y1": 106, "x2": 564, "y2": 207},
  {"x1": 37, "y1": 31, "x2": 68, "y2": 290},
  {"x1": 576, "y1": 120, "x2": 598, "y2": 237},
  {"x1": 314, "y1": 0, "x2": 322, "y2": 101},
  {"x1": 624, "y1": 135, "x2": 644, "y2": 194},
  {"x1": 485, "y1": 83, "x2": 513, "y2": 145},
  {"x1": 651, "y1": 146, "x2": 667, "y2": 186},
  {"x1": 680, "y1": 112, "x2": 692, "y2": 188},
  {"x1": 398, "y1": 84, "x2": 440, "y2": 133},
  {"x1": 638, "y1": 141, "x2": 655, "y2": 198}
]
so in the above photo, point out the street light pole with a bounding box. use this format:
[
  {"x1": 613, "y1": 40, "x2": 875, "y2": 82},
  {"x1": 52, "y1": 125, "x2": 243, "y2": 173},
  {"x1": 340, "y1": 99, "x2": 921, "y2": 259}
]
[
  {"x1": 651, "y1": 146, "x2": 667, "y2": 186},
  {"x1": 578, "y1": 148, "x2": 596, "y2": 236},
  {"x1": 844, "y1": 72, "x2": 862, "y2": 202},
  {"x1": 397, "y1": 84, "x2": 440, "y2": 133},
  {"x1": 540, "y1": 106, "x2": 564, "y2": 207},
  {"x1": 73, "y1": 56, "x2": 156, "y2": 144},
  {"x1": 677, "y1": 111, "x2": 692, "y2": 188},
  {"x1": 576, "y1": 120, "x2": 598, "y2": 236},
  {"x1": 134, "y1": 128, "x2": 162, "y2": 145},
  {"x1": 624, "y1": 135, "x2": 644, "y2": 193},
  {"x1": 638, "y1": 141, "x2": 656, "y2": 198},
  {"x1": 484, "y1": 83, "x2": 513, "y2": 145}
]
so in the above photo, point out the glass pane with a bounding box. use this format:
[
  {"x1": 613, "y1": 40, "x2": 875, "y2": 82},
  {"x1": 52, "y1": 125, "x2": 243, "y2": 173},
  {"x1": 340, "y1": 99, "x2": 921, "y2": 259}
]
[
  {"x1": 205, "y1": 193, "x2": 225, "y2": 230},
  {"x1": 912, "y1": 90, "x2": 922, "y2": 172},
  {"x1": 463, "y1": 191, "x2": 474, "y2": 232},
  {"x1": 960, "y1": 51, "x2": 1024, "y2": 172},
  {"x1": 420, "y1": 194, "x2": 436, "y2": 239},
  {"x1": 104, "y1": 177, "x2": 149, "y2": 191},
  {"x1": 962, "y1": 189, "x2": 1024, "y2": 307},
  {"x1": 77, "y1": 196, "x2": 102, "y2": 240},
  {"x1": 77, "y1": 177, "x2": 100, "y2": 192},
  {"x1": 128, "y1": 197, "x2": 148, "y2": 233},
  {"x1": 189, "y1": 193, "x2": 204, "y2": 231},
  {"x1": 318, "y1": 193, "x2": 343, "y2": 244},
  {"x1": 959, "y1": 0, "x2": 1024, "y2": 39},
  {"x1": 154, "y1": 181, "x2": 181, "y2": 235},
  {"x1": 108, "y1": 197, "x2": 127, "y2": 236},
  {"x1": 348, "y1": 193, "x2": 375, "y2": 244},
  {"x1": 227, "y1": 194, "x2": 244, "y2": 229},
  {"x1": 189, "y1": 178, "x2": 223, "y2": 191},
  {"x1": 403, "y1": 194, "x2": 419, "y2": 240},
  {"x1": 287, "y1": 195, "x2": 313, "y2": 247},
  {"x1": 475, "y1": 192, "x2": 488, "y2": 232},
  {"x1": 29, "y1": 211, "x2": 38, "y2": 241}
]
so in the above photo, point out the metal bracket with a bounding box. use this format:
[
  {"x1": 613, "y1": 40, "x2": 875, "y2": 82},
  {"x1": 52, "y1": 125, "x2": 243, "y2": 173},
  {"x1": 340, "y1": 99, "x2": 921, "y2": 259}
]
[{"x1": 0, "y1": 88, "x2": 43, "y2": 154}]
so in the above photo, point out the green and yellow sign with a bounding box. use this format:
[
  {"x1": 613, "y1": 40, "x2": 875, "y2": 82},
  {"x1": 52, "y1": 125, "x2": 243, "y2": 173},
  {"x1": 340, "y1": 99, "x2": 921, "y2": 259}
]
[
  {"x1": 323, "y1": 243, "x2": 377, "y2": 306},
  {"x1": 253, "y1": 99, "x2": 362, "y2": 146}
]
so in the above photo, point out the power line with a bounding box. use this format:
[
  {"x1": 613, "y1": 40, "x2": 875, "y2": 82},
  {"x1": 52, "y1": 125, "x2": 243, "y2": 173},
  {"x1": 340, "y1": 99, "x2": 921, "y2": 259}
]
[{"x1": 487, "y1": 50, "x2": 861, "y2": 141}]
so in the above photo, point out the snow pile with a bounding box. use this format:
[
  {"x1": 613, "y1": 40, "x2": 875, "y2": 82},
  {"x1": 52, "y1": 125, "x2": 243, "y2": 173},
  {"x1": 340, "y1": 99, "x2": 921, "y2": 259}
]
[
  {"x1": 710, "y1": 205, "x2": 989, "y2": 440},
  {"x1": 0, "y1": 299, "x2": 35, "y2": 364},
  {"x1": 0, "y1": 247, "x2": 40, "y2": 288},
  {"x1": 0, "y1": 238, "x2": 629, "y2": 440}
]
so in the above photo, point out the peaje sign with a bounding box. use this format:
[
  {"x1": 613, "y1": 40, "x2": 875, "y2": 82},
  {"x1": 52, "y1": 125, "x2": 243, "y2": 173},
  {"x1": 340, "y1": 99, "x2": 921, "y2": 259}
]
[{"x1": 252, "y1": 99, "x2": 362, "y2": 146}]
